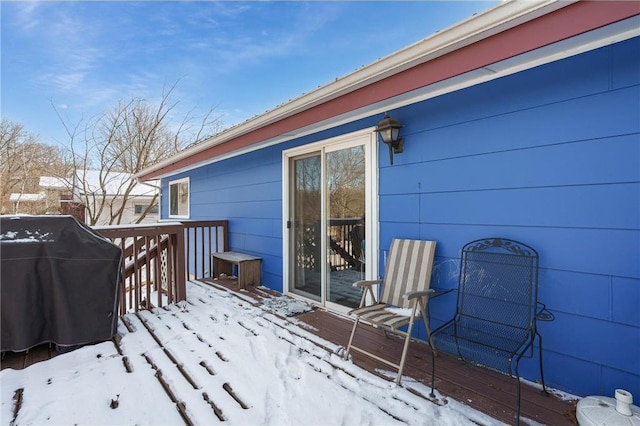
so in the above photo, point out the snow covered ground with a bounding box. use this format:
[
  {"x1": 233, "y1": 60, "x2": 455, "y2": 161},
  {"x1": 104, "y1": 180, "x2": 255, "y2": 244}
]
[{"x1": 1, "y1": 280, "x2": 505, "y2": 425}]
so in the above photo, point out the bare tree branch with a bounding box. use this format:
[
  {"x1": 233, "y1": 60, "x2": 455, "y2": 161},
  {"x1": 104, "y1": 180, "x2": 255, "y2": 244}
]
[
  {"x1": 52, "y1": 82, "x2": 222, "y2": 225},
  {"x1": 0, "y1": 118, "x2": 69, "y2": 215}
]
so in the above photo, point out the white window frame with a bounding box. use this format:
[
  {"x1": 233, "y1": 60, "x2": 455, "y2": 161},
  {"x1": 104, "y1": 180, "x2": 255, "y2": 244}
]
[{"x1": 168, "y1": 177, "x2": 190, "y2": 218}]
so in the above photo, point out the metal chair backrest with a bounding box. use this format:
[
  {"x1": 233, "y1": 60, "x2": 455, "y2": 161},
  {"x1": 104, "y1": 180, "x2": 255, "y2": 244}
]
[
  {"x1": 457, "y1": 238, "x2": 538, "y2": 338},
  {"x1": 380, "y1": 239, "x2": 437, "y2": 309}
]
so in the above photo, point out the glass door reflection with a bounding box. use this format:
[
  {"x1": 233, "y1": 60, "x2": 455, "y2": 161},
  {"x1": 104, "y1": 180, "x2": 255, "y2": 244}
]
[
  {"x1": 326, "y1": 145, "x2": 366, "y2": 309},
  {"x1": 290, "y1": 153, "x2": 322, "y2": 302}
]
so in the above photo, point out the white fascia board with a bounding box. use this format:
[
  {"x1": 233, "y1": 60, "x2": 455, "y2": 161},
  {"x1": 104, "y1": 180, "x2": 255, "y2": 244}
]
[
  {"x1": 233, "y1": 0, "x2": 569, "y2": 121},
  {"x1": 295, "y1": 0, "x2": 568, "y2": 99},
  {"x1": 137, "y1": 0, "x2": 570, "y2": 180},
  {"x1": 146, "y1": 14, "x2": 639, "y2": 181}
]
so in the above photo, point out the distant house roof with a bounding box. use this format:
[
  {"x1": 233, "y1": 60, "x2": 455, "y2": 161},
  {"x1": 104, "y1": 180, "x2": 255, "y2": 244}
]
[
  {"x1": 9, "y1": 192, "x2": 46, "y2": 202},
  {"x1": 136, "y1": 0, "x2": 640, "y2": 181},
  {"x1": 40, "y1": 171, "x2": 159, "y2": 198},
  {"x1": 39, "y1": 176, "x2": 69, "y2": 190},
  {"x1": 75, "y1": 170, "x2": 158, "y2": 197}
]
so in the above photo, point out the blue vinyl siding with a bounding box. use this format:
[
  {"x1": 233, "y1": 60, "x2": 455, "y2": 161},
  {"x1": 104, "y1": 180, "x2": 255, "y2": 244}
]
[
  {"x1": 162, "y1": 36, "x2": 640, "y2": 398},
  {"x1": 379, "y1": 37, "x2": 640, "y2": 397}
]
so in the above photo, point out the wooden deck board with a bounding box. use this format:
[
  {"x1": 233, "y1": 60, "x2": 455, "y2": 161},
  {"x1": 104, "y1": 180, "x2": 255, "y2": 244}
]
[
  {"x1": 294, "y1": 308, "x2": 577, "y2": 426},
  {"x1": 203, "y1": 282, "x2": 577, "y2": 425},
  {"x1": 1, "y1": 282, "x2": 578, "y2": 425},
  {"x1": 1, "y1": 344, "x2": 57, "y2": 370}
]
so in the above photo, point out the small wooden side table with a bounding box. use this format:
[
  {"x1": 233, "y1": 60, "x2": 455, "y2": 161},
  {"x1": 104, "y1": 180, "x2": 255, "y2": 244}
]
[{"x1": 212, "y1": 251, "x2": 262, "y2": 289}]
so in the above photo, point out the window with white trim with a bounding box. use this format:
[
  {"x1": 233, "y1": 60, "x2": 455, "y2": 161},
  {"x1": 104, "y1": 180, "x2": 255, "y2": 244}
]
[{"x1": 168, "y1": 178, "x2": 189, "y2": 218}]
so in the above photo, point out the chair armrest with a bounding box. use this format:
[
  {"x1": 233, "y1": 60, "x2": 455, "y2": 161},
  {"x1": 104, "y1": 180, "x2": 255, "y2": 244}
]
[
  {"x1": 353, "y1": 279, "x2": 382, "y2": 288},
  {"x1": 536, "y1": 302, "x2": 555, "y2": 321},
  {"x1": 430, "y1": 287, "x2": 454, "y2": 298},
  {"x1": 405, "y1": 289, "x2": 435, "y2": 300},
  {"x1": 353, "y1": 280, "x2": 382, "y2": 307}
]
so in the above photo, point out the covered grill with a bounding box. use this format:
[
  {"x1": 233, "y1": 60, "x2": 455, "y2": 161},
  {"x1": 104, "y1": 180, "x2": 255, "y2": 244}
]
[{"x1": 1, "y1": 215, "x2": 122, "y2": 352}]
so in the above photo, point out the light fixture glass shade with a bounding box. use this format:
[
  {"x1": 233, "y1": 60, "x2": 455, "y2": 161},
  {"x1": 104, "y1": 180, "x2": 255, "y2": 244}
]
[
  {"x1": 379, "y1": 127, "x2": 393, "y2": 143},
  {"x1": 376, "y1": 113, "x2": 402, "y2": 144},
  {"x1": 390, "y1": 126, "x2": 400, "y2": 142}
]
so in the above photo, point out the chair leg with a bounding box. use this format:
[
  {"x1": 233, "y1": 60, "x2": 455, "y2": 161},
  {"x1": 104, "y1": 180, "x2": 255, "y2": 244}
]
[
  {"x1": 537, "y1": 331, "x2": 548, "y2": 394},
  {"x1": 430, "y1": 347, "x2": 437, "y2": 398},
  {"x1": 418, "y1": 297, "x2": 437, "y2": 356},
  {"x1": 515, "y1": 377, "x2": 522, "y2": 426},
  {"x1": 396, "y1": 317, "x2": 416, "y2": 385},
  {"x1": 514, "y1": 357, "x2": 523, "y2": 426},
  {"x1": 396, "y1": 302, "x2": 419, "y2": 385},
  {"x1": 345, "y1": 317, "x2": 360, "y2": 360}
]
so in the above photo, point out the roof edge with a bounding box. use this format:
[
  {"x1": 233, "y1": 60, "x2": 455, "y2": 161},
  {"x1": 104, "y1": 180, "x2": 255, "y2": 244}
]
[{"x1": 137, "y1": 0, "x2": 572, "y2": 180}]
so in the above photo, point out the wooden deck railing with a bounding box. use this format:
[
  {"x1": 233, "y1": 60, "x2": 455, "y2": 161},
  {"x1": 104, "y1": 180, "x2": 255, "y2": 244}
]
[
  {"x1": 295, "y1": 218, "x2": 364, "y2": 272},
  {"x1": 183, "y1": 220, "x2": 229, "y2": 281},
  {"x1": 94, "y1": 220, "x2": 228, "y2": 315},
  {"x1": 329, "y1": 218, "x2": 364, "y2": 271}
]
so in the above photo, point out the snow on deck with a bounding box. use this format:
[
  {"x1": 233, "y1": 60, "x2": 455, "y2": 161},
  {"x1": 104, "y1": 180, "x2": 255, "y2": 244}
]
[{"x1": 1, "y1": 280, "x2": 501, "y2": 425}]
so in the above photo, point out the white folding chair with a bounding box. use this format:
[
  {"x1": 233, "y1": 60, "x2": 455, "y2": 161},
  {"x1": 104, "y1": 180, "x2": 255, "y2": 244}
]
[{"x1": 344, "y1": 238, "x2": 437, "y2": 385}]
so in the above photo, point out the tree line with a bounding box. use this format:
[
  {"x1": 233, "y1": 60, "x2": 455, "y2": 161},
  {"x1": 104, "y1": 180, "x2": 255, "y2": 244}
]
[{"x1": 1, "y1": 85, "x2": 220, "y2": 225}]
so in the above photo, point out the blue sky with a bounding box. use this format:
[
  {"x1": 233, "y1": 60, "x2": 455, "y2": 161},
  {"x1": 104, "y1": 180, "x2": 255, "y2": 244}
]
[{"x1": 2, "y1": 1, "x2": 496, "y2": 147}]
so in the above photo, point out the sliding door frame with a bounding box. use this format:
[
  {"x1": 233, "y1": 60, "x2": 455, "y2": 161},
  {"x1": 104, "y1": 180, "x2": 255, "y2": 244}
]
[{"x1": 282, "y1": 127, "x2": 379, "y2": 314}]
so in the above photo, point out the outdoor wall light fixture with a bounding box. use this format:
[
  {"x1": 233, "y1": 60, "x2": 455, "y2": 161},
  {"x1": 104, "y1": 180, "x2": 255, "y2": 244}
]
[{"x1": 376, "y1": 113, "x2": 403, "y2": 165}]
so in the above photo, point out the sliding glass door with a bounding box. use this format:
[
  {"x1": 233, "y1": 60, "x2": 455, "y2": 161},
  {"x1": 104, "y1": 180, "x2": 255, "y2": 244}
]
[
  {"x1": 290, "y1": 153, "x2": 322, "y2": 302},
  {"x1": 325, "y1": 144, "x2": 366, "y2": 307},
  {"x1": 285, "y1": 129, "x2": 377, "y2": 312}
]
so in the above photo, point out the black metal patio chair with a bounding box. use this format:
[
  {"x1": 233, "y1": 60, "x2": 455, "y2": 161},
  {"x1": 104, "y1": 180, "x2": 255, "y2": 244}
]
[{"x1": 429, "y1": 238, "x2": 553, "y2": 425}]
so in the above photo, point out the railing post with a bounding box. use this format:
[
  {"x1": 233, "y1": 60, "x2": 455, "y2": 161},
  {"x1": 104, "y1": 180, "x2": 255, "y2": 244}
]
[
  {"x1": 95, "y1": 220, "x2": 228, "y2": 313},
  {"x1": 174, "y1": 225, "x2": 186, "y2": 302},
  {"x1": 222, "y1": 220, "x2": 229, "y2": 252}
]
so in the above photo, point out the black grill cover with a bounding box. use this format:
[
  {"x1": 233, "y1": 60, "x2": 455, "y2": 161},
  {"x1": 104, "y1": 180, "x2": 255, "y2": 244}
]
[{"x1": 1, "y1": 215, "x2": 122, "y2": 352}]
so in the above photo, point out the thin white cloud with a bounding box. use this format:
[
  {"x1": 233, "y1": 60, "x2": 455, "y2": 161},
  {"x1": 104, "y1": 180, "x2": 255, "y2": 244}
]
[
  {"x1": 10, "y1": 1, "x2": 42, "y2": 32},
  {"x1": 3, "y1": 0, "x2": 497, "y2": 148},
  {"x1": 15, "y1": 1, "x2": 342, "y2": 107},
  {"x1": 38, "y1": 72, "x2": 85, "y2": 91},
  {"x1": 7, "y1": 3, "x2": 161, "y2": 113},
  {"x1": 9, "y1": 4, "x2": 104, "y2": 97},
  {"x1": 178, "y1": 2, "x2": 344, "y2": 79}
]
